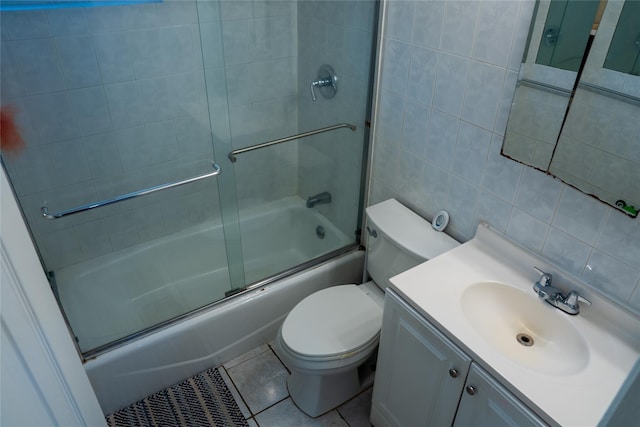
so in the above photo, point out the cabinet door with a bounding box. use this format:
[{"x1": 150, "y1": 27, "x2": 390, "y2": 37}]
[
  {"x1": 454, "y1": 364, "x2": 548, "y2": 427},
  {"x1": 371, "y1": 290, "x2": 472, "y2": 427}
]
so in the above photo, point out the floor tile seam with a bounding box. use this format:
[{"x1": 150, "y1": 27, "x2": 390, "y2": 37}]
[
  {"x1": 223, "y1": 344, "x2": 272, "y2": 370},
  {"x1": 336, "y1": 386, "x2": 374, "y2": 427},
  {"x1": 215, "y1": 365, "x2": 253, "y2": 420},
  {"x1": 267, "y1": 342, "x2": 292, "y2": 374},
  {"x1": 252, "y1": 395, "x2": 291, "y2": 418},
  {"x1": 225, "y1": 347, "x2": 291, "y2": 416},
  {"x1": 336, "y1": 406, "x2": 350, "y2": 426},
  {"x1": 261, "y1": 345, "x2": 367, "y2": 426}
]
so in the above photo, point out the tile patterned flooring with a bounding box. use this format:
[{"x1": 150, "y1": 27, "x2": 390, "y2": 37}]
[{"x1": 217, "y1": 344, "x2": 373, "y2": 426}]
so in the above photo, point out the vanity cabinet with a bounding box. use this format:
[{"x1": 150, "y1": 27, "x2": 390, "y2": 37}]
[
  {"x1": 371, "y1": 290, "x2": 547, "y2": 427},
  {"x1": 453, "y1": 364, "x2": 546, "y2": 427},
  {"x1": 371, "y1": 290, "x2": 472, "y2": 427}
]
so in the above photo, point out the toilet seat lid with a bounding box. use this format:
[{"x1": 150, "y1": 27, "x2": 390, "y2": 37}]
[{"x1": 281, "y1": 285, "x2": 383, "y2": 358}]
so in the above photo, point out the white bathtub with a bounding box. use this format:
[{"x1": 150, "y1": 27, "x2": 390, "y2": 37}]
[
  {"x1": 76, "y1": 196, "x2": 364, "y2": 413},
  {"x1": 57, "y1": 196, "x2": 351, "y2": 352}
]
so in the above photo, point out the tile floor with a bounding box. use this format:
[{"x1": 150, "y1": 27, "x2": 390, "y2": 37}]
[{"x1": 217, "y1": 343, "x2": 373, "y2": 426}]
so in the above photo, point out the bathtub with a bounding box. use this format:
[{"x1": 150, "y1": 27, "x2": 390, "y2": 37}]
[
  {"x1": 77, "y1": 196, "x2": 364, "y2": 413},
  {"x1": 58, "y1": 196, "x2": 353, "y2": 353}
]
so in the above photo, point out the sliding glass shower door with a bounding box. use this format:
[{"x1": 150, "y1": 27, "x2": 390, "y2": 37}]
[
  {"x1": 0, "y1": 0, "x2": 243, "y2": 353},
  {"x1": 0, "y1": 0, "x2": 378, "y2": 355},
  {"x1": 225, "y1": 0, "x2": 378, "y2": 284}
]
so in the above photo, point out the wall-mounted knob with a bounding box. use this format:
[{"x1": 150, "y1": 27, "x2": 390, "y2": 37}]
[
  {"x1": 310, "y1": 64, "x2": 337, "y2": 101},
  {"x1": 466, "y1": 385, "x2": 476, "y2": 396},
  {"x1": 449, "y1": 369, "x2": 458, "y2": 378},
  {"x1": 544, "y1": 27, "x2": 559, "y2": 46}
]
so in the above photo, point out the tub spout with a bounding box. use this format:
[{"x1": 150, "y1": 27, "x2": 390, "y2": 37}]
[{"x1": 306, "y1": 192, "x2": 332, "y2": 208}]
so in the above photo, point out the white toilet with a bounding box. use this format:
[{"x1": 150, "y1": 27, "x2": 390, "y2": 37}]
[{"x1": 276, "y1": 198, "x2": 460, "y2": 417}]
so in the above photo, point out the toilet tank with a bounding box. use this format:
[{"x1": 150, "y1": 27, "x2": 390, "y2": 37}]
[{"x1": 365, "y1": 199, "x2": 459, "y2": 289}]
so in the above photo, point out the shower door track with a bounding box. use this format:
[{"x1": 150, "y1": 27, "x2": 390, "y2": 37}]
[
  {"x1": 81, "y1": 243, "x2": 361, "y2": 360},
  {"x1": 228, "y1": 123, "x2": 356, "y2": 162}
]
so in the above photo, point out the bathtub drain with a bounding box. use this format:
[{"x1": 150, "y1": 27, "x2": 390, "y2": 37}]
[{"x1": 316, "y1": 225, "x2": 326, "y2": 239}]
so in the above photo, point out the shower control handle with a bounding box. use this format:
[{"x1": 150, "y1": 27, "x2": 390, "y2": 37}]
[
  {"x1": 310, "y1": 65, "x2": 337, "y2": 101},
  {"x1": 310, "y1": 78, "x2": 334, "y2": 101}
]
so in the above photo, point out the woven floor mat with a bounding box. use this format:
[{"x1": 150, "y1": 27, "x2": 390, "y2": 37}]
[{"x1": 105, "y1": 367, "x2": 248, "y2": 427}]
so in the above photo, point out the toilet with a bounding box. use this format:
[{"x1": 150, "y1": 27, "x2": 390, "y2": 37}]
[{"x1": 275, "y1": 198, "x2": 460, "y2": 417}]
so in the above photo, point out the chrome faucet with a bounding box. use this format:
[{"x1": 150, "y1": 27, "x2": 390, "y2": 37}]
[
  {"x1": 306, "y1": 192, "x2": 331, "y2": 208},
  {"x1": 532, "y1": 267, "x2": 591, "y2": 315}
]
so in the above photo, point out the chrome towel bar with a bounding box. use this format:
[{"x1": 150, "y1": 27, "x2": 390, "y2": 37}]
[
  {"x1": 41, "y1": 162, "x2": 221, "y2": 220},
  {"x1": 579, "y1": 81, "x2": 640, "y2": 106},
  {"x1": 228, "y1": 123, "x2": 356, "y2": 163},
  {"x1": 517, "y1": 78, "x2": 572, "y2": 97}
]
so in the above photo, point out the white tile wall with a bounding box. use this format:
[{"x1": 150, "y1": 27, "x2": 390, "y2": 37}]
[{"x1": 370, "y1": 0, "x2": 640, "y2": 314}]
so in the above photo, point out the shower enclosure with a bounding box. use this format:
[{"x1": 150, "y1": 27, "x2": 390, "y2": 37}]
[{"x1": 0, "y1": 0, "x2": 378, "y2": 356}]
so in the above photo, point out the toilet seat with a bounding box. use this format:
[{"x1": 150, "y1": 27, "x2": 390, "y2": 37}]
[{"x1": 281, "y1": 285, "x2": 383, "y2": 361}]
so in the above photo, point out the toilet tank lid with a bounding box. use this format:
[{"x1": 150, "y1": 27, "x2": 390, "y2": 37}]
[{"x1": 366, "y1": 199, "x2": 459, "y2": 260}]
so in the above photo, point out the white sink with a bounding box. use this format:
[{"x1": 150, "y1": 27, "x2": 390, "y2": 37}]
[{"x1": 460, "y1": 281, "x2": 589, "y2": 375}]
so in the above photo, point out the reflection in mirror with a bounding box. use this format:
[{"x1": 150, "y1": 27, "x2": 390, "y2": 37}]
[
  {"x1": 502, "y1": 81, "x2": 569, "y2": 170},
  {"x1": 603, "y1": 0, "x2": 640, "y2": 75},
  {"x1": 550, "y1": 0, "x2": 640, "y2": 217},
  {"x1": 501, "y1": 0, "x2": 594, "y2": 170},
  {"x1": 536, "y1": 0, "x2": 600, "y2": 72},
  {"x1": 502, "y1": 0, "x2": 639, "y2": 218}
]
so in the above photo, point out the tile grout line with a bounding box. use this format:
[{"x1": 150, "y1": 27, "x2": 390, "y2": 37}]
[
  {"x1": 224, "y1": 345, "x2": 292, "y2": 421},
  {"x1": 267, "y1": 341, "x2": 291, "y2": 374},
  {"x1": 215, "y1": 365, "x2": 252, "y2": 420},
  {"x1": 223, "y1": 344, "x2": 271, "y2": 370},
  {"x1": 253, "y1": 396, "x2": 291, "y2": 419},
  {"x1": 220, "y1": 344, "x2": 373, "y2": 426},
  {"x1": 250, "y1": 345, "x2": 292, "y2": 419}
]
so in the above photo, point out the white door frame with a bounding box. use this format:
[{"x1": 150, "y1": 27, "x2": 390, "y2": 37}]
[{"x1": 1, "y1": 167, "x2": 105, "y2": 426}]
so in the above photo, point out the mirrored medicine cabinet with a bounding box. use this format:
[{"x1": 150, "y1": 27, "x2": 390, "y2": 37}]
[{"x1": 502, "y1": 0, "x2": 639, "y2": 218}]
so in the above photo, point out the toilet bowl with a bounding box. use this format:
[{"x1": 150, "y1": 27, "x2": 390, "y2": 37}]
[{"x1": 276, "y1": 199, "x2": 459, "y2": 417}]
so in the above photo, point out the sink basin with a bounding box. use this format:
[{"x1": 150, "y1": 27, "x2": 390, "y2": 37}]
[{"x1": 461, "y1": 282, "x2": 589, "y2": 376}]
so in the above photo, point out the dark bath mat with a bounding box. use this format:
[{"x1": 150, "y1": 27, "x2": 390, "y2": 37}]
[{"x1": 106, "y1": 367, "x2": 249, "y2": 427}]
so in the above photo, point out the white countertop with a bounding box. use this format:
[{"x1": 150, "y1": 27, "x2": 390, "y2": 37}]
[{"x1": 389, "y1": 224, "x2": 640, "y2": 427}]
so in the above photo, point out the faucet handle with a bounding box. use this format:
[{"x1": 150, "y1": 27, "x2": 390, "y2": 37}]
[
  {"x1": 565, "y1": 290, "x2": 591, "y2": 308},
  {"x1": 533, "y1": 267, "x2": 552, "y2": 286}
]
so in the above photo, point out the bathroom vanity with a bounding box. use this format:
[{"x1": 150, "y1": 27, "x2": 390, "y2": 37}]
[
  {"x1": 371, "y1": 224, "x2": 640, "y2": 427},
  {"x1": 371, "y1": 290, "x2": 546, "y2": 426}
]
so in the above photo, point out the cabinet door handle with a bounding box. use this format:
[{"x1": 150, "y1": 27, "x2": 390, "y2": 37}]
[
  {"x1": 466, "y1": 385, "x2": 476, "y2": 396},
  {"x1": 449, "y1": 369, "x2": 458, "y2": 378}
]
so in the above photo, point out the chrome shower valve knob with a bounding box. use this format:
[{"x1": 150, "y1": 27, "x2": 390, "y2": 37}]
[{"x1": 310, "y1": 64, "x2": 338, "y2": 101}]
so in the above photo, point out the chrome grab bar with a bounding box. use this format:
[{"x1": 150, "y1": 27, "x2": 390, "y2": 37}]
[
  {"x1": 41, "y1": 162, "x2": 221, "y2": 220},
  {"x1": 228, "y1": 123, "x2": 356, "y2": 163}
]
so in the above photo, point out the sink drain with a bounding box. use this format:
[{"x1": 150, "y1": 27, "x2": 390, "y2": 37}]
[{"x1": 516, "y1": 333, "x2": 534, "y2": 347}]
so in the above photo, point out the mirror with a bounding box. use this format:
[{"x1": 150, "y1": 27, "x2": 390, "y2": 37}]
[
  {"x1": 502, "y1": 0, "x2": 639, "y2": 218},
  {"x1": 536, "y1": 0, "x2": 601, "y2": 72}
]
